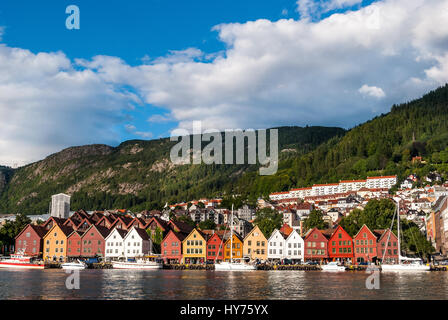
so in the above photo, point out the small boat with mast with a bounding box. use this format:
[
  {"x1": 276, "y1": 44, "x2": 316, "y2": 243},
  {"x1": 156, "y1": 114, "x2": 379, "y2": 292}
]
[
  {"x1": 214, "y1": 205, "x2": 256, "y2": 271},
  {"x1": 381, "y1": 197, "x2": 430, "y2": 272}
]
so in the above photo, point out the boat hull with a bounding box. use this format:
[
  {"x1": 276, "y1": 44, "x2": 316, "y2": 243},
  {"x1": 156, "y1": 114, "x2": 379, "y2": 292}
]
[
  {"x1": 61, "y1": 265, "x2": 86, "y2": 270},
  {"x1": 112, "y1": 262, "x2": 162, "y2": 270},
  {"x1": 214, "y1": 263, "x2": 256, "y2": 271},
  {"x1": 321, "y1": 266, "x2": 346, "y2": 271},
  {"x1": 381, "y1": 264, "x2": 430, "y2": 272},
  {"x1": 0, "y1": 262, "x2": 45, "y2": 270}
]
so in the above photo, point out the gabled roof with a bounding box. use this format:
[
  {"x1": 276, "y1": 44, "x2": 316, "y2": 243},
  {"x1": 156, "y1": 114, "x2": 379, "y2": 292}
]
[
  {"x1": 44, "y1": 223, "x2": 74, "y2": 238},
  {"x1": 82, "y1": 224, "x2": 111, "y2": 239},
  {"x1": 162, "y1": 229, "x2": 189, "y2": 243},
  {"x1": 15, "y1": 224, "x2": 47, "y2": 239},
  {"x1": 169, "y1": 219, "x2": 195, "y2": 234},
  {"x1": 268, "y1": 229, "x2": 287, "y2": 241},
  {"x1": 373, "y1": 228, "x2": 397, "y2": 242},
  {"x1": 124, "y1": 227, "x2": 150, "y2": 241},
  {"x1": 105, "y1": 228, "x2": 128, "y2": 240},
  {"x1": 353, "y1": 224, "x2": 376, "y2": 239},
  {"x1": 144, "y1": 216, "x2": 169, "y2": 231}
]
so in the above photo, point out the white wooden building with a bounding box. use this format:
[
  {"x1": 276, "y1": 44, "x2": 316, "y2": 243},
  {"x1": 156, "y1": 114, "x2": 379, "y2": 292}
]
[
  {"x1": 284, "y1": 229, "x2": 304, "y2": 263},
  {"x1": 105, "y1": 228, "x2": 128, "y2": 260},
  {"x1": 123, "y1": 227, "x2": 152, "y2": 258},
  {"x1": 267, "y1": 229, "x2": 287, "y2": 260}
]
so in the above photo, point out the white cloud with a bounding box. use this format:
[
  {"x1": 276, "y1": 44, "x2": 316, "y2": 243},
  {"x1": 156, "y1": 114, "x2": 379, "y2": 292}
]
[
  {"x1": 147, "y1": 114, "x2": 173, "y2": 123},
  {"x1": 296, "y1": 0, "x2": 363, "y2": 19},
  {"x1": 359, "y1": 84, "x2": 386, "y2": 98},
  {"x1": 2, "y1": 0, "x2": 448, "y2": 165},
  {"x1": 0, "y1": 45, "x2": 135, "y2": 166},
  {"x1": 83, "y1": 0, "x2": 448, "y2": 133}
]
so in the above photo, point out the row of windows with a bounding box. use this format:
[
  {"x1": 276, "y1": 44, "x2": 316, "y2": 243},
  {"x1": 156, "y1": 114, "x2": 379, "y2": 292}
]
[
  {"x1": 186, "y1": 240, "x2": 203, "y2": 246},
  {"x1": 186, "y1": 248, "x2": 203, "y2": 254},
  {"x1": 307, "y1": 249, "x2": 326, "y2": 255},
  {"x1": 163, "y1": 242, "x2": 180, "y2": 247},
  {"x1": 18, "y1": 240, "x2": 37, "y2": 245},
  {"x1": 106, "y1": 242, "x2": 141, "y2": 247},
  {"x1": 247, "y1": 241, "x2": 265, "y2": 247},
  {"x1": 355, "y1": 239, "x2": 374, "y2": 245},
  {"x1": 247, "y1": 249, "x2": 265, "y2": 255},
  {"x1": 307, "y1": 242, "x2": 326, "y2": 248},
  {"x1": 164, "y1": 250, "x2": 181, "y2": 255},
  {"x1": 356, "y1": 247, "x2": 375, "y2": 254},
  {"x1": 332, "y1": 247, "x2": 352, "y2": 253},
  {"x1": 225, "y1": 251, "x2": 241, "y2": 257},
  {"x1": 331, "y1": 240, "x2": 352, "y2": 246}
]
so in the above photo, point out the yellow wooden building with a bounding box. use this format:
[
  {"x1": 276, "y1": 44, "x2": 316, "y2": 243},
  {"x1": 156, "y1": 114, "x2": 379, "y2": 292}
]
[
  {"x1": 243, "y1": 225, "x2": 268, "y2": 262},
  {"x1": 43, "y1": 224, "x2": 74, "y2": 262},
  {"x1": 182, "y1": 228, "x2": 207, "y2": 264}
]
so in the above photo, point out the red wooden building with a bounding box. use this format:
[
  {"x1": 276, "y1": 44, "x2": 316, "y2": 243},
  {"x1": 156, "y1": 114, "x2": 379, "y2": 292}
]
[
  {"x1": 328, "y1": 225, "x2": 354, "y2": 263},
  {"x1": 161, "y1": 230, "x2": 186, "y2": 264},
  {"x1": 304, "y1": 228, "x2": 329, "y2": 262},
  {"x1": 206, "y1": 232, "x2": 226, "y2": 262},
  {"x1": 375, "y1": 229, "x2": 399, "y2": 264},
  {"x1": 67, "y1": 230, "x2": 84, "y2": 258},
  {"x1": 80, "y1": 225, "x2": 111, "y2": 258},
  {"x1": 15, "y1": 224, "x2": 47, "y2": 257},
  {"x1": 353, "y1": 224, "x2": 377, "y2": 264}
]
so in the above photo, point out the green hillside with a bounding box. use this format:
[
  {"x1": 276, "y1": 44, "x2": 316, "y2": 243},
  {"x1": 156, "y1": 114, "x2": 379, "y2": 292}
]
[
  {"x1": 2, "y1": 84, "x2": 448, "y2": 215},
  {"x1": 235, "y1": 84, "x2": 448, "y2": 198},
  {"x1": 0, "y1": 126, "x2": 344, "y2": 214}
]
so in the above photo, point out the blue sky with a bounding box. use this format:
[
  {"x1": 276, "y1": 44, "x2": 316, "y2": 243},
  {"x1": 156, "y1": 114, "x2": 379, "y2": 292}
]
[{"x1": 0, "y1": 0, "x2": 446, "y2": 165}]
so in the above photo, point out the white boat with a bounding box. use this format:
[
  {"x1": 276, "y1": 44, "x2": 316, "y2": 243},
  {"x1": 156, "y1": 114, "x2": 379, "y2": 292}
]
[
  {"x1": 61, "y1": 260, "x2": 87, "y2": 270},
  {"x1": 214, "y1": 205, "x2": 256, "y2": 271},
  {"x1": 321, "y1": 261, "x2": 346, "y2": 271},
  {"x1": 215, "y1": 260, "x2": 256, "y2": 271},
  {"x1": 381, "y1": 198, "x2": 430, "y2": 272},
  {"x1": 112, "y1": 259, "x2": 163, "y2": 269},
  {"x1": 0, "y1": 250, "x2": 44, "y2": 270}
]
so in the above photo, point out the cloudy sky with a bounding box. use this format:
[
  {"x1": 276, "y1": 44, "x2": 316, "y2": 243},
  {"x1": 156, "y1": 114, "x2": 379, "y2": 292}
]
[{"x1": 0, "y1": 0, "x2": 447, "y2": 166}]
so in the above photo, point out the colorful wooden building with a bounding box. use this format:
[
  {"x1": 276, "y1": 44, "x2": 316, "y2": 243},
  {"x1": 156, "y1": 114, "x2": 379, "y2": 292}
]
[
  {"x1": 67, "y1": 230, "x2": 84, "y2": 258},
  {"x1": 161, "y1": 230, "x2": 186, "y2": 264},
  {"x1": 43, "y1": 224, "x2": 74, "y2": 262},
  {"x1": 224, "y1": 232, "x2": 244, "y2": 261},
  {"x1": 243, "y1": 225, "x2": 268, "y2": 262},
  {"x1": 328, "y1": 225, "x2": 354, "y2": 263},
  {"x1": 81, "y1": 225, "x2": 111, "y2": 258},
  {"x1": 15, "y1": 224, "x2": 47, "y2": 257},
  {"x1": 303, "y1": 228, "x2": 329, "y2": 262},
  {"x1": 353, "y1": 224, "x2": 377, "y2": 264},
  {"x1": 182, "y1": 228, "x2": 207, "y2": 264},
  {"x1": 375, "y1": 229, "x2": 399, "y2": 264},
  {"x1": 206, "y1": 232, "x2": 225, "y2": 262}
]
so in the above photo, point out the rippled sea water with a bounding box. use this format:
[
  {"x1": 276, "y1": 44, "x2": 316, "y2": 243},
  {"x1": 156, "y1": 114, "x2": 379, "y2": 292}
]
[{"x1": 0, "y1": 269, "x2": 446, "y2": 300}]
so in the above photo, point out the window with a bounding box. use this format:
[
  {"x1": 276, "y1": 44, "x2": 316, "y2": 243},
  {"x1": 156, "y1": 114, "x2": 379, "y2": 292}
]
[{"x1": 26, "y1": 232, "x2": 30, "y2": 238}]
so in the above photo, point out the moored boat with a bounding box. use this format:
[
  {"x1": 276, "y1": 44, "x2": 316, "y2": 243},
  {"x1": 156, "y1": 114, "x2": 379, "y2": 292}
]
[
  {"x1": 381, "y1": 198, "x2": 430, "y2": 272},
  {"x1": 321, "y1": 261, "x2": 346, "y2": 271},
  {"x1": 61, "y1": 259, "x2": 87, "y2": 270},
  {"x1": 112, "y1": 259, "x2": 163, "y2": 269},
  {"x1": 214, "y1": 205, "x2": 256, "y2": 271},
  {"x1": 0, "y1": 250, "x2": 44, "y2": 270}
]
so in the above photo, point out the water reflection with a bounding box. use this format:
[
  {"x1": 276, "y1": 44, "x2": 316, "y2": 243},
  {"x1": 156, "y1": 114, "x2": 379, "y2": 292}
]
[{"x1": 0, "y1": 269, "x2": 448, "y2": 300}]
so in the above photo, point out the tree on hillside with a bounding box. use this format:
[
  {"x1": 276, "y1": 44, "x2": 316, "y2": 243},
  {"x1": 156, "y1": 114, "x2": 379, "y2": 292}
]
[
  {"x1": 175, "y1": 215, "x2": 196, "y2": 227},
  {"x1": 253, "y1": 208, "x2": 282, "y2": 238},
  {"x1": 303, "y1": 210, "x2": 329, "y2": 233},
  {"x1": 0, "y1": 213, "x2": 31, "y2": 249},
  {"x1": 198, "y1": 219, "x2": 216, "y2": 230}
]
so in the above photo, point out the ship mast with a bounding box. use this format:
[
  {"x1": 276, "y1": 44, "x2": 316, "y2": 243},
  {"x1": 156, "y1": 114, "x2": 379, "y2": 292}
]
[
  {"x1": 397, "y1": 199, "x2": 401, "y2": 262},
  {"x1": 230, "y1": 204, "x2": 233, "y2": 264}
]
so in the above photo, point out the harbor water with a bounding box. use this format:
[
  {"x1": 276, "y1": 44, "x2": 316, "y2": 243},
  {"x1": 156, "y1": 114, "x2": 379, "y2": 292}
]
[{"x1": 0, "y1": 269, "x2": 447, "y2": 300}]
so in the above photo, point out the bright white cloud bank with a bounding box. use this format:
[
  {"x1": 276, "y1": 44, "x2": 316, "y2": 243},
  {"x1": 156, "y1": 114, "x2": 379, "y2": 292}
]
[{"x1": 1, "y1": 0, "x2": 448, "y2": 165}]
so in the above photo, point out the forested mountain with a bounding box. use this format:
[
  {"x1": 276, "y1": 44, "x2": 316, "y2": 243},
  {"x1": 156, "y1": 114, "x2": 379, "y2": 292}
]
[
  {"x1": 1, "y1": 84, "x2": 448, "y2": 215},
  {"x1": 234, "y1": 84, "x2": 448, "y2": 198},
  {"x1": 0, "y1": 126, "x2": 344, "y2": 214}
]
